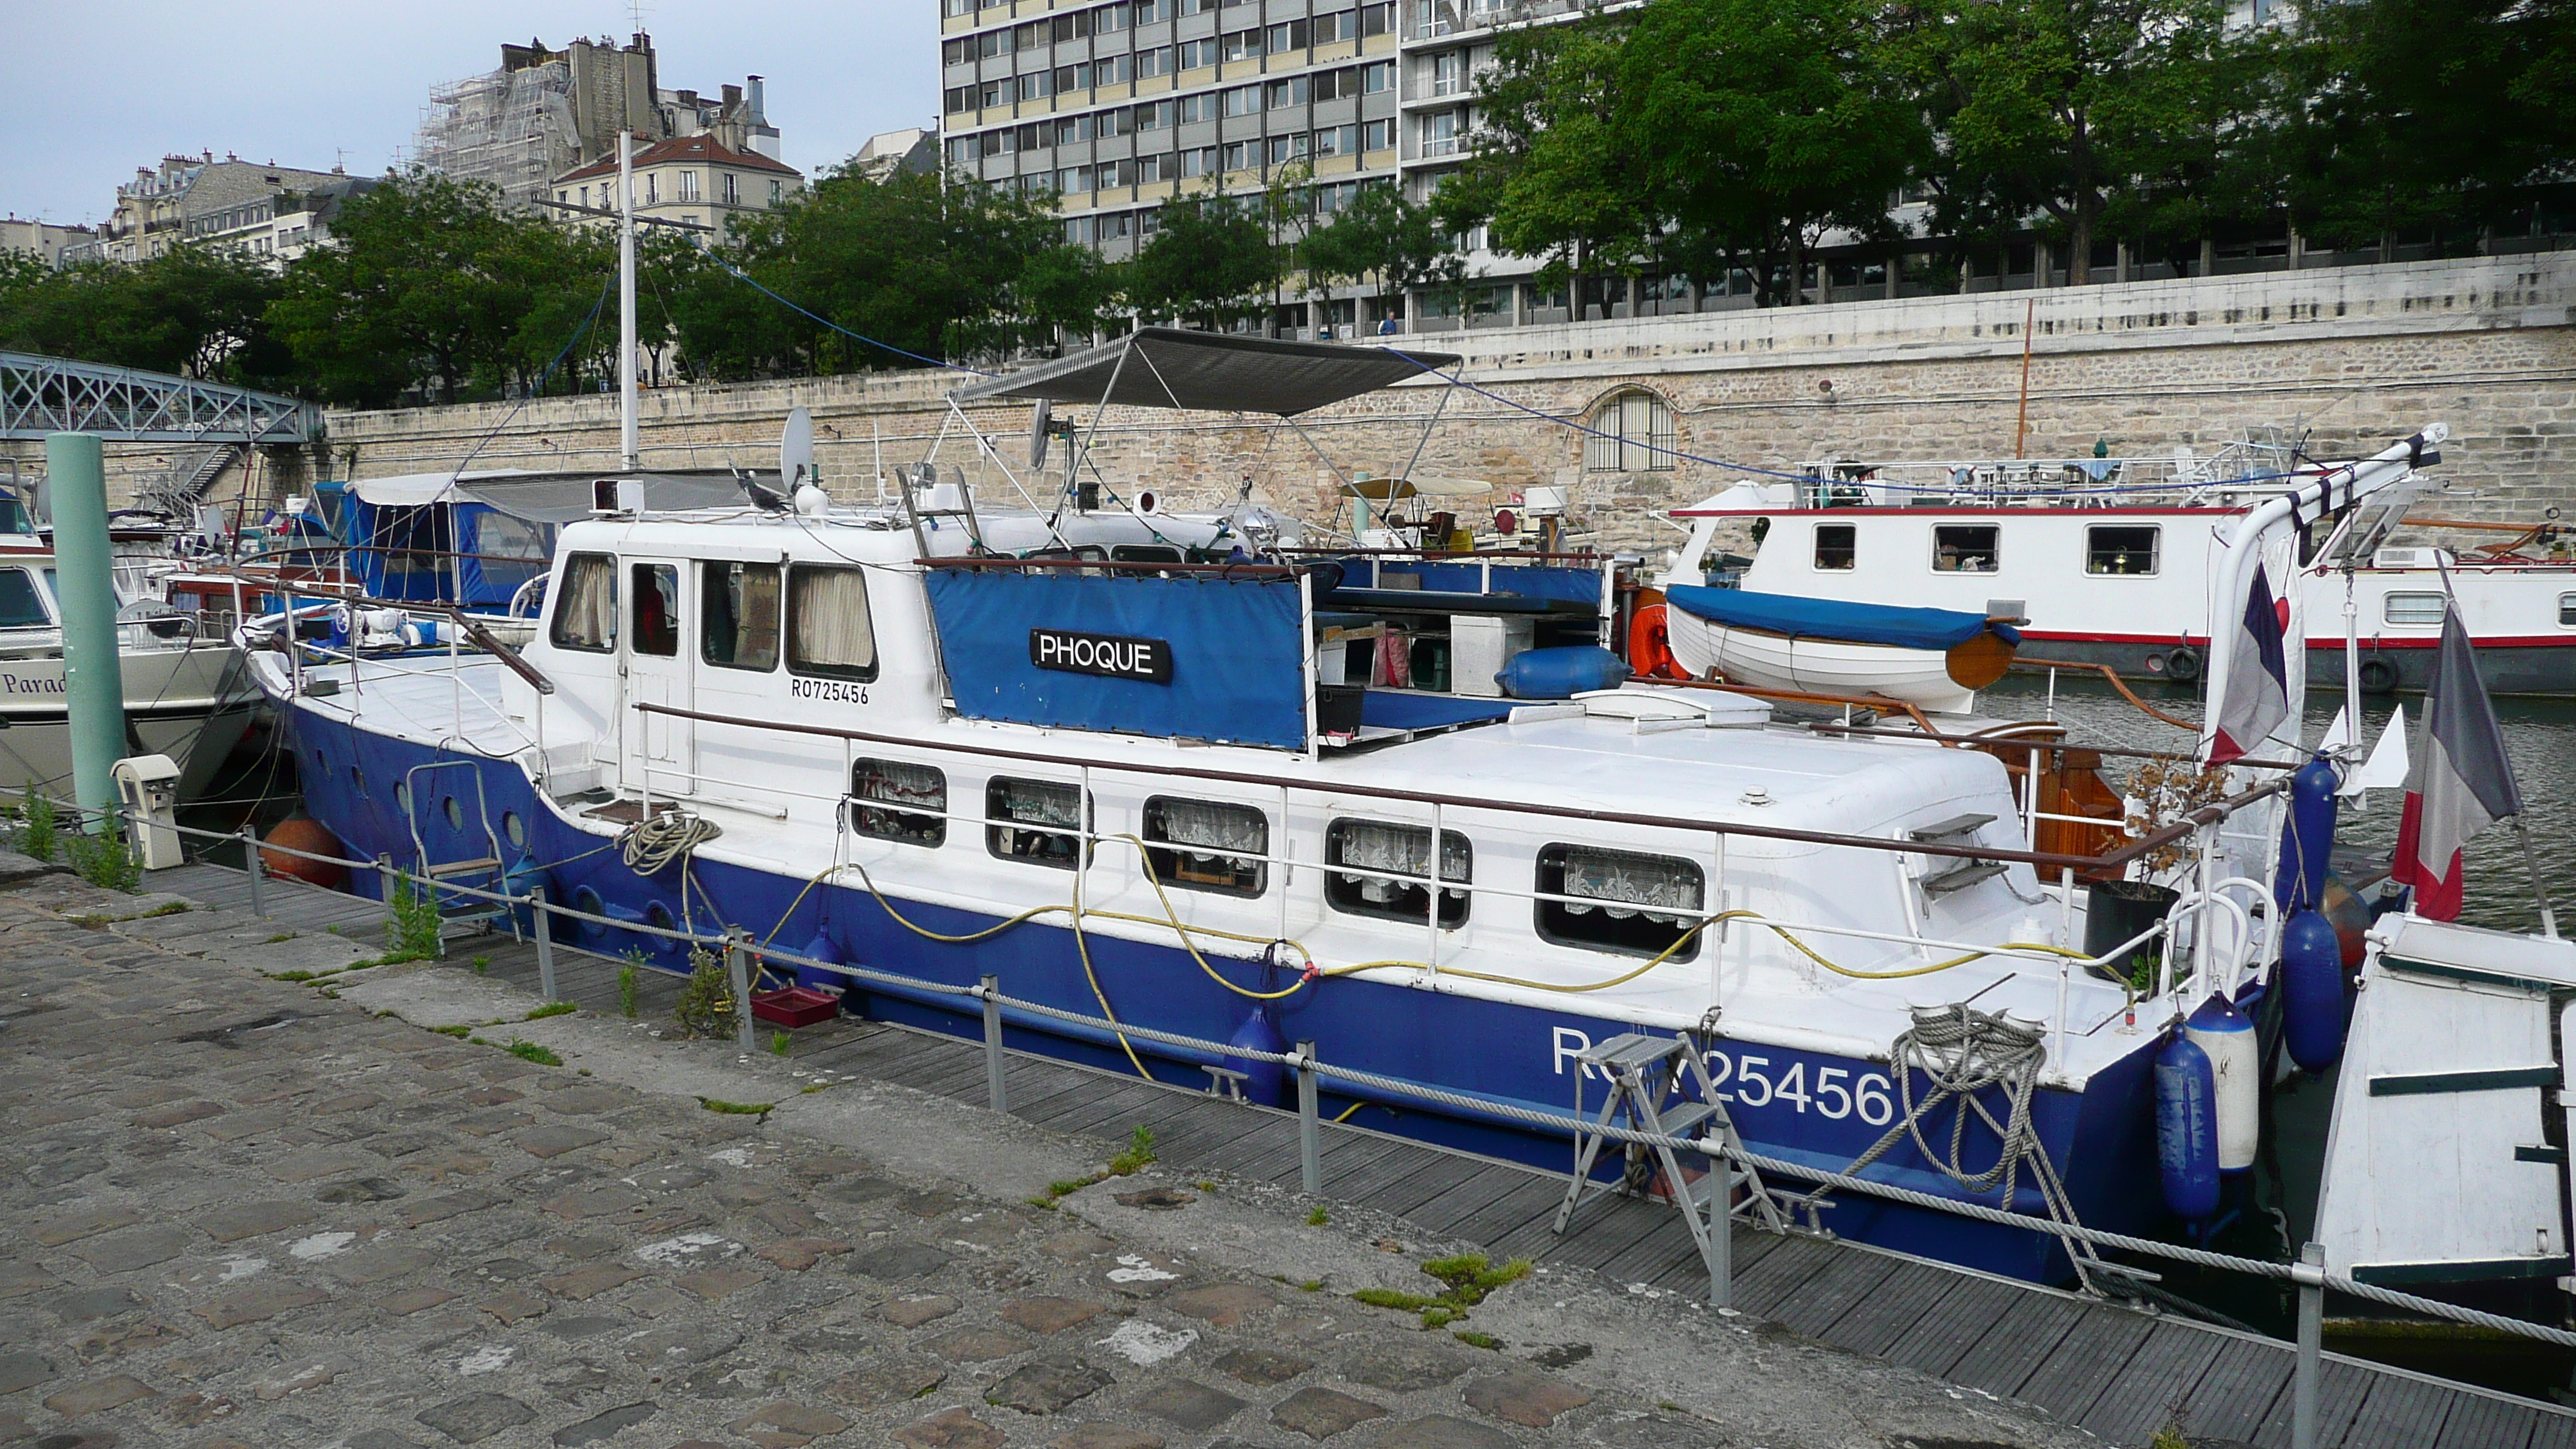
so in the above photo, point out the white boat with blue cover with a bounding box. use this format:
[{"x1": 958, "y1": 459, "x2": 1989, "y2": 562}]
[
  {"x1": 1660, "y1": 587, "x2": 2024, "y2": 715},
  {"x1": 234, "y1": 333, "x2": 2462, "y2": 1290}
]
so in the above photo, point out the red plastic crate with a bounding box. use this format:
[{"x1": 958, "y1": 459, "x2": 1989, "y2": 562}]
[{"x1": 750, "y1": 986, "x2": 839, "y2": 1029}]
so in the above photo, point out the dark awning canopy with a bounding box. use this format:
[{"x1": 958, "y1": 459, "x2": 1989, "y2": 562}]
[{"x1": 946, "y1": 327, "x2": 1461, "y2": 416}]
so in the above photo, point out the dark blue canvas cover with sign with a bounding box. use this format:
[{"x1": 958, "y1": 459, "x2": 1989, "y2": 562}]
[{"x1": 923, "y1": 569, "x2": 1311, "y2": 750}]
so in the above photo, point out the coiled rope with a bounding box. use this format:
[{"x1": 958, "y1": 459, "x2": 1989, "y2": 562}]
[
  {"x1": 617, "y1": 809, "x2": 722, "y2": 879},
  {"x1": 1816, "y1": 1003, "x2": 2103, "y2": 1290}
]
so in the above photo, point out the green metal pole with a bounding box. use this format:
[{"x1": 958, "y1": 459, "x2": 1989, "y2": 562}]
[{"x1": 43, "y1": 433, "x2": 126, "y2": 831}]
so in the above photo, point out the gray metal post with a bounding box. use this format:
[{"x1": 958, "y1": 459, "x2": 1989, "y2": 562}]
[
  {"x1": 1708, "y1": 1160, "x2": 1734, "y2": 1310},
  {"x1": 981, "y1": 975, "x2": 1008, "y2": 1112},
  {"x1": 240, "y1": 826, "x2": 265, "y2": 919},
  {"x1": 1297, "y1": 1040, "x2": 1321, "y2": 1195},
  {"x1": 724, "y1": 930, "x2": 754, "y2": 1048},
  {"x1": 531, "y1": 886, "x2": 557, "y2": 1003},
  {"x1": 2292, "y1": 1241, "x2": 2324, "y2": 1449}
]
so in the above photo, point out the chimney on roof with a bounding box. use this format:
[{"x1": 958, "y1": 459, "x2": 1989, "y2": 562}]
[
  {"x1": 677, "y1": 88, "x2": 699, "y2": 107},
  {"x1": 722, "y1": 83, "x2": 741, "y2": 109},
  {"x1": 747, "y1": 76, "x2": 766, "y2": 125}
]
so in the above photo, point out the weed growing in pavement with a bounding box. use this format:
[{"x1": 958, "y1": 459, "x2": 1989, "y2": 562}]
[
  {"x1": 382, "y1": 872, "x2": 444, "y2": 962},
  {"x1": 672, "y1": 947, "x2": 737, "y2": 1038},
  {"x1": 1307, "y1": 1206, "x2": 1330, "y2": 1226},
  {"x1": 14, "y1": 786, "x2": 57, "y2": 862},
  {"x1": 769, "y1": 1030, "x2": 791, "y2": 1057},
  {"x1": 505, "y1": 1040, "x2": 561, "y2": 1066},
  {"x1": 265, "y1": 931, "x2": 296, "y2": 944},
  {"x1": 1351, "y1": 1252, "x2": 1531, "y2": 1331},
  {"x1": 471, "y1": 954, "x2": 490, "y2": 975},
  {"x1": 1453, "y1": 1330, "x2": 1502, "y2": 1350},
  {"x1": 67, "y1": 831, "x2": 142, "y2": 892},
  {"x1": 695, "y1": 1096, "x2": 772, "y2": 1117},
  {"x1": 617, "y1": 964, "x2": 639, "y2": 1019},
  {"x1": 1107, "y1": 1125, "x2": 1156, "y2": 1176},
  {"x1": 431, "y1": 1024, "x2": 471, "y2": 1037},
  {"x1": 525, "y1": 1002, "x2": 576, "y2": 1021}
]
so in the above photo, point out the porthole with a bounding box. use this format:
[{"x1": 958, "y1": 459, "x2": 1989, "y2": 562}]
[
  {"x1": 392, "y1": 780, "x2": 409, "y2": 814},
  {"x1": 443, "y1": 796, "x2": 463, "y2": 831},
  {"x1": 573, "y1": 886, "x2": 605, "y2": 938},
  {"x1": 502, "y1": 811, "x2": 525, "y2": 848}
]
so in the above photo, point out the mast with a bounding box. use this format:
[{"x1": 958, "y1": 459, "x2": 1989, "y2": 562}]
[{"x1": 618, "y1": 130, "x2": 639, "y2": 473}]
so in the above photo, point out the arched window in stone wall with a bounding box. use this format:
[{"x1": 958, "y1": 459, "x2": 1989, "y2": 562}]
[{"x1": 1584, "y1": 389, "x2": 1675, "y2": 473}]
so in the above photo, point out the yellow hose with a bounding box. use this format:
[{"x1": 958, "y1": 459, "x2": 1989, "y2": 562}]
[{"x1": 1071, "y1": 844, "x2": 1156, "y2": 1082}]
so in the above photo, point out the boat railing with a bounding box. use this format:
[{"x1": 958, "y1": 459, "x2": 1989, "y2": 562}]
[{"x1": 93, "y1": 801, "x2": 2576, "y2": 1430}]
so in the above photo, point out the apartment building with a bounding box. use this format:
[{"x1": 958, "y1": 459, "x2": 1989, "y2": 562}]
[
  {"x1": 940, "y1": 0, "x2": 1592, "y2": 331},
  {"x1": 553, "y1": 134, "x2": 804, "y2": 244}
]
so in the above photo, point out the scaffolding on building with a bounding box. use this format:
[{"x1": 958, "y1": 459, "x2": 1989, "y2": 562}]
[{"x1": 409, "y1": 60, "x2": 581, "y2": 210}]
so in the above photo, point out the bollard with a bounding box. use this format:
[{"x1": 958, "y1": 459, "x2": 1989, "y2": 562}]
[
  {"x1": 981, "y1": 975, "x2": 1007, "y2": 1112},
  {"x1": 241, "y1": 825, "x2": 265, "y2": 919},
  {"x1": 532, "y1": 886, "x2": 556, "y2": 1003},
  {"x1": 1297, "y1": 1040, "x2": 1321, "y2": 1195},
  {"x1": 1708, "y1": 1160, "x2": 1735, "y2": 1310},
  {"x1": 2292, "y1": 1241, "x2": 2324, "y2": 1449},
  {"x1": 723, "y1": 930, "x2": 755, "y2": 1048},
  {"x1": 43, "y1": 433, "x2": 127, "y2": 831}
]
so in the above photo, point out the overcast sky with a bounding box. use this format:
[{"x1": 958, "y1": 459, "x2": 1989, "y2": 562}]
[{"x1": 1, "y1": 0, "x2": 940, "y2": 227}]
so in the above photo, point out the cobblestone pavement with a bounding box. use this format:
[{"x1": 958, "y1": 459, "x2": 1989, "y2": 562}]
[{"x1": 0, "y1": 852, "x2": 2101, "y2": 1449}]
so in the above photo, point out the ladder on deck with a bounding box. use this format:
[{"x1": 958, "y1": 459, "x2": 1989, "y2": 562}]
[
  {"x1": 401, "y1": 761, "x2": 511, "y2": 951},
  {"x1": 1553, "y1": 1032, "x2": 1786, "y2": 1307}
]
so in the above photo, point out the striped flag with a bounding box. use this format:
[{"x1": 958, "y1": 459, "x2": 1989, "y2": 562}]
[
  {"x1": 2208, "y1": 564, "x2": 2290, "y2": 766},
  {"x1": 2391, "y1": 605, "x2": 2523, "y2": 920}
]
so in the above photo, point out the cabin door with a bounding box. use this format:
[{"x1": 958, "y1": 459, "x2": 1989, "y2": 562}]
[{"x1": 619, "y1": 558, "x2": 695, "y2": 794}]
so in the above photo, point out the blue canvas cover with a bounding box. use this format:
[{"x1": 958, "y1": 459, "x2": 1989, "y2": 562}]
[
  {"x1": 923, "y1": 569, "x2": 1313, "y2": 750},
  {"x1": 1665, "y1": 587, "x2": 2021, "y2": 651}
]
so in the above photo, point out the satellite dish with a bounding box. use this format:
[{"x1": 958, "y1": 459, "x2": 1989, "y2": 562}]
[
  {"x1": 1029, "y1": 399, "x2": 1053, "y2": 471},
  {"x1": 779, "y1": 406, "x2": 815, "y2": 489}
]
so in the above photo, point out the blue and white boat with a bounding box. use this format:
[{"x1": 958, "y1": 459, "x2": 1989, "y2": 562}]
[{"x1": 235, "y1": 327, "x2": 2452, "y2": 1286}]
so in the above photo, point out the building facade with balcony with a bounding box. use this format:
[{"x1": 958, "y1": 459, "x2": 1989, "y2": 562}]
[
  {"x1": 552, "y1": 134, "x2": 805, "y2": 244},
  {"x1": 0, "y1": 219, "x2": 94, "y2": 269}
]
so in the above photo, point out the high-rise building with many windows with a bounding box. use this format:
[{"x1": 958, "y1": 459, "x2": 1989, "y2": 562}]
[{"x1": 939, "y1": 0, "x2": 1606, "y2": 334}]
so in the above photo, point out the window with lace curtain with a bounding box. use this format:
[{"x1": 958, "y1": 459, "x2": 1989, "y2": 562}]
[
  {"x1": 1142, "y1": 796, "x2": 1267, "y2": 896},
  {"x1": 1535, "y1": 843, "x2": 1703, "y2": 960},
  {"x1": 786, "y1": 564, "x2": 878, "y2": 680},
  {"x1": 851, "y1": 759, "x2": 946, "y2": 846},
  {"x1": 701, "y1": 560, "x2": 781, "y2": 671},
  {"x1": 1327, "y1": 819, "x2": 1471, "y2": 927},
  {"x1": 1584, "y1": 391, "x2": 1675, "y2": 473},
  {"x1": 988, "y1": 777, "x2": 1090, "y2": 868},
  {"x1": 549, "y1": 553, "x2": 616, "y2": 652}
]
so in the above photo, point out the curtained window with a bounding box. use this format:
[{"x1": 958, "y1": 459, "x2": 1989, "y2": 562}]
[
  {"x1": 1142, "y1": 796, "x2": 1267, "y2": 896},
  {"x1": 630, "y1": 563, "x2": 679, "y2": 656},
  {"x1": 851, "y1": 759, "x2": 945, "y2": 846},
  {"x1": 701, "y1": 560, "x2": 781, "y2": 671},
  {"x1": 550, "y1": 553, "x2": 616, "y2": 652},
  {"x1": 787, "y1": 565, "x2": 877, "y2": 680},
  {"x1": 1536, "y1": 844, "x2": 1703, "y2": 961},
  {"x1": 987, "y1": 777, "x2": 1089, "y2": 868},
  {"x1": 1327, "y1": 819, "x2": 1471, "y2": 927}
]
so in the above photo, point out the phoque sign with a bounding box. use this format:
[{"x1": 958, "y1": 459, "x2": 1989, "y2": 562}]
[{"x1": 1029, "y1": 628, "x2": 1173, "y2": 684}]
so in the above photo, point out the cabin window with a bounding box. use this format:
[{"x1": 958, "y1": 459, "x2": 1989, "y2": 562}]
[
  {"x1": 987, "y1": 777, "x2": 1089, "y2": 868},
  {"x1": 1535, "y1": 844, "x2": 1704, "y2": 961},
  {"x1": 787, "y1": 565, "x2": 879, "y2": 680},
  {"x1": 1326, "y1": 819, "x2": 1471, "y2": 927},
  {"x1": 2384, "y1": 592, "x2": 2446, "y2": 627},
  {"x1": 701, "y1": 560, "x2": 782, "y2": 671},
  {"x1": 851, "y1": 759, "x2": 946, "y2": 846},
  {"x1": 2561, "y1": 593, "x2": 2575, "y2": 627},
  {"x1": 475, "y1": 514, "x2": 553, "y2": 594},
  {"x1": 1142, "y1": 796, "x2": 1267, "y2": 896},
  {"x1": 2085, "y1": 525, "x2": 2159, "y2": 576},
  {"x1": 630, "y1": 563, "x2": 680, "y2": 656},
  {"x1": 1932, "y1": 524, "x2": 1999, "y2": 573},
  {"x1": 1584, "y1": 390, "x2": 1674, "y2": 473},
  {"x1": 0, "y1": 569, "x2": 46, "y2": 629},
  {"x1": 550, "y1": 553, "x2": 617, "y2": 652},
  {"x1": 1813, "y1": 524, "x2": 1855, "y2": 570}
]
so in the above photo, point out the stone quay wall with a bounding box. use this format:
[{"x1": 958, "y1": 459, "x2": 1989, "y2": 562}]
[{"x1": 289, "y1": 252, "x2": 2576, "y2": 556}]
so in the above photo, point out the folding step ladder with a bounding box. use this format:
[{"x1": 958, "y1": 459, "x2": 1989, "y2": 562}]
[
  {"x1": 401, "y1": 760, "x2": 511, "y2": 953},
  {"x1": 1552, "y1": 1032, "x2": 1785, "y2": 1307}
]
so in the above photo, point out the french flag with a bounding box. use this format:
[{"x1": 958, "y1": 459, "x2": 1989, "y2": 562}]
[
  {"x1": 2391, "y1": 606, "x2": 2523, "y2": 920},
  {"x1": 2207, "y1": 564, "x2": 2289, "y2": 767}
]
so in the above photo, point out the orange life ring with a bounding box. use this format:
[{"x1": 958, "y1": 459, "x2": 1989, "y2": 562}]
[{"x1": 1627, "y1": 591, "x2": 1687, "y2": 680}]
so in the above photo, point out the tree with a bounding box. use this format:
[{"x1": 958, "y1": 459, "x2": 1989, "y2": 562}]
[
  {"x1": 267, "y1": 170, "x2": 527, "y2": 405},
  {"x1": 1620, "y1": 0, "x2": 1927, "y2": 304},
  {"x1": 1302, "y1": 183, "x2": 1468, "y2": 317},
  {"x1": 1436, "y1": 15, "x2": 1658, "y2": 307},
  {"x1": 0, "y1": 247, "x2": 289, "y2": 385},
  {"x1": 1124, "y1": 187, "x2": 1280, "y2": 328},
  {"x1": 1892, "y1": 0, "x2": 2230, "y2": 285}
]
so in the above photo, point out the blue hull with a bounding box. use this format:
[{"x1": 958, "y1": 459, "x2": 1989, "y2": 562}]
[{"x1": 289, "y1": 706, "x2": 2168, "y2": 1283}]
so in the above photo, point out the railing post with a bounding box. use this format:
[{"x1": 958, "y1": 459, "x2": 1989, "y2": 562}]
[
  {"x1": 723, "y1": 929, "x2": 754, "y2": 1049},
  {"x1": 981, "y1": 975, "x2": 1008, "y2": 1112},
  {"x1": 531, "y1": 886, "x2": 556, "y2": 1003},
  {"x1": 1297, "y1": 1040, "x2": 1321, "y2": 1195},
  {"x1": 1708, "y1": 1142, "x2": 1735, "y2": 1310},
  {"x1": 240, "y1": 825, "x2": 265, "y2": 919},
  {"x1": 2293, "y1": 1241, "x2": 2324, "y2": 1449}
]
